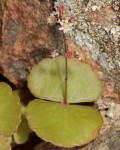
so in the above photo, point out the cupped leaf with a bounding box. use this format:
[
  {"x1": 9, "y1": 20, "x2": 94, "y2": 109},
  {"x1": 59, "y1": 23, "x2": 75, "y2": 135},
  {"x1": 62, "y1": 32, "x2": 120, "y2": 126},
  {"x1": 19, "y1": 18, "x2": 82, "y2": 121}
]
[
  {"x1": 13, "y1": 116, "x2": 32, "y2": 144},
  {"x1": 13, "y1": 89, "x2": 32, "y2": 144},
  {"x1": 0, "y1": 82, "x2": 21, "y2": 135},
  {"x1": 28, "y1": 57, "x2": 102, "y2": 103},
  {"x1": 0, "y1": 134, "x2": 12, "y2": 150},
  {"x1": 26, "y1": 100, "x2": 103, "y2": 147}
]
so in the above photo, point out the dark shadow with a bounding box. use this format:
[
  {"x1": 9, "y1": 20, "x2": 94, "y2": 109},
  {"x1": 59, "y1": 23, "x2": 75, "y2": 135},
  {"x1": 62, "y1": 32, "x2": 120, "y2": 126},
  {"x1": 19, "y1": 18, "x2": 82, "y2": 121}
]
[
  {"x1": 11, "y1": 132, "x2": 43, "y2": 150},
  {"x1": 14, "y1": 86, "x2": 35, "y2": 105},
  {"x1": 0, "y1": 73, "x2": 16, "y2": 90}
]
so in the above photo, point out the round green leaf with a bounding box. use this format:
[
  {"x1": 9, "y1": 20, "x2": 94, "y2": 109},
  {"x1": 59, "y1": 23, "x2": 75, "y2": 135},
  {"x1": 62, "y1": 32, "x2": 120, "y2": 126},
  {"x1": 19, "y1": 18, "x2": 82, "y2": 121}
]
[
  {"x1": 13, "y1": 116, "x2": 32, "y2": 144},
  {"x1": 26, "y1": 100, "x2": 103, "y2": 147},
  {"x1": 0, "y1": 134, "x2": 12, "y2": 150},
  {"x1": 28, "y1": 57, "x2": 102, "y2": 103},
  {"x1": 0, "y1": 82, "x2": 21, "y2": 135}
]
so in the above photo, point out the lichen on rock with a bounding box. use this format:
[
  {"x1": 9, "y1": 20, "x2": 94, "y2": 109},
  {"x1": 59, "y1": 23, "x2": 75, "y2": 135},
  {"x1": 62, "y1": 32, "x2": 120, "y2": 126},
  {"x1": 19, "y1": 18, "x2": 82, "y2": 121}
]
[{"x1": 54, "y1": 0, "x2": 120, "y2": 71}]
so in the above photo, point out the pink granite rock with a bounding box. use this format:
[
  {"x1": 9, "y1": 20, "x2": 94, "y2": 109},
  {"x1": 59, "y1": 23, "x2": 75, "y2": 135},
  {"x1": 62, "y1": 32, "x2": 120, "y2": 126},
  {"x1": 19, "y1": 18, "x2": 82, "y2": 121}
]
[{"x1": 0, "y1": 0, "x2": 64, "y2": 87}]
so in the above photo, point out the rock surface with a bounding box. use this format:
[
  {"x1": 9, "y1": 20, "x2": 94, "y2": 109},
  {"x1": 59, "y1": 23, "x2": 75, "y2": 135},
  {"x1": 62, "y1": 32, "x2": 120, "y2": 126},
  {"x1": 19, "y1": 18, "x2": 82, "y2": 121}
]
[
  {"x1": 54, "y1": 0, "x2": 120, "y2": 71},
  {"x1": 0, "y1": 0, "x2": 119, "y2": 88},
  {"x1": 0, "y1": 0, "x2": 64, "y2": 87}
]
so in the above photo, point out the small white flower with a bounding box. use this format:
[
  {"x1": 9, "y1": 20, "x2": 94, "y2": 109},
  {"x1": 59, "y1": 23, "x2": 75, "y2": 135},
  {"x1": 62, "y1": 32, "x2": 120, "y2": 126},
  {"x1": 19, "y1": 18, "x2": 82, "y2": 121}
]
[
  {"x1": 58, "y1": 19, "x2": 73, "y2": 33},
  {"x1": 50, "y1": 50, "x2": 59, "y2": 58}
]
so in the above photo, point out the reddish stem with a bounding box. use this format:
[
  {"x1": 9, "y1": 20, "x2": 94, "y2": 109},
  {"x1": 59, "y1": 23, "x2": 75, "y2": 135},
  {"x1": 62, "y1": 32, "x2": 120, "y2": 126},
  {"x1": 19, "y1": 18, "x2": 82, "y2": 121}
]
[{"x1": 63, "y1": 34, "x2": 68, "y2": 105}]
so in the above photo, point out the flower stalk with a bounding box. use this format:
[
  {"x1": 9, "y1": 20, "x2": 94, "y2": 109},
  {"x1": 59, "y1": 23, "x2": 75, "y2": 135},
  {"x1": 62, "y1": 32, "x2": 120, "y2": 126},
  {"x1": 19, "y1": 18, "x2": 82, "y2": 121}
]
[
  {"x1": 48, "y1": 5, "x2": 77, "y2": 104},
  {"x1": 63, "y1": 34, "x2": 68, "y2": 105}
]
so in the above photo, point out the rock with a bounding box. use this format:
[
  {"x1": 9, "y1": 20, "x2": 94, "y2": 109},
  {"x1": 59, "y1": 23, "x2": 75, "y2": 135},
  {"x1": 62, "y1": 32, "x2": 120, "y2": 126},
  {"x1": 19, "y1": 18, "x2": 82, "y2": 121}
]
[
  {"x1": 0, "y1": 0, "x2": 64, "y2": 87},
  {"x1": 0, "y1": 0, "x2": 119, "y2": 87},
  {"x1": 54, "y1": 0, "x2": 120, "y2": 71}
]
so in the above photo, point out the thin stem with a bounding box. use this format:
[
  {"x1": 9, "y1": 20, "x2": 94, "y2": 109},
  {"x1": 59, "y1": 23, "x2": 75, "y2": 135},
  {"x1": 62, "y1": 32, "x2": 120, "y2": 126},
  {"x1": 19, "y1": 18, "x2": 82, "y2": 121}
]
[
  {"x1": 63, "y1": 34, "x2": 68, "y2": 105},
  {"x1": 64, "y1": 56, "x2": 68, "y2": 104}
]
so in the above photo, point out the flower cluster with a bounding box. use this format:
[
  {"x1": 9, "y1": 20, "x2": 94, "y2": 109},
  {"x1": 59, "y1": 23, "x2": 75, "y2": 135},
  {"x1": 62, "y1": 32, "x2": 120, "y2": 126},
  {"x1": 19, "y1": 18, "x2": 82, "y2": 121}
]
[
  {"x1": 47, "y1": 5, "x2": 77, "y2": 33},
  {"x1": 48, "y1": 4, "x2": 79, "y2": 59},
  {"x1": 50, "y1": 50, "x2": 85, "y2": 60}
]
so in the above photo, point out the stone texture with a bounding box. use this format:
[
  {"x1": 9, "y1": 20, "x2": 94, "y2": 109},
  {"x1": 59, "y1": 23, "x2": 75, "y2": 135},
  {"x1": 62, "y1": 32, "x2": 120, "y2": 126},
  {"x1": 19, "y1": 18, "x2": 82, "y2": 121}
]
[
  {"x1": 0, "y1": 0, "x2": 119, "y2": 88},
  {"x1": 0, "y1": 0, "x2": 2, "y2": 45},
  {"x1": 0, "y1": 0, "x2": 64, "y2": 87},
  {"x1": 85, "y1": 127, "x2": 120, "y2": 150},
  {"x1": 54, "y1": 0, "x2": 120, "y2": 71}
]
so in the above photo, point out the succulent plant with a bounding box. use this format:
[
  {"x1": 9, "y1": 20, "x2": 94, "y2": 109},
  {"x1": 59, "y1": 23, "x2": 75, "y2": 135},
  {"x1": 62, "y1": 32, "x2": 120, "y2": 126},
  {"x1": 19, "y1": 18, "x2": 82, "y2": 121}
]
[
  {"x1": 13, "y1": 89, "x2": 32, "y2": 144},
  {"x1": 26, "y1": 57, "x2": 103, "y2": 147},
  {"x1": 13, "y1": 116, "x2": 32, "y2": 144},
  {"x1": 0, "y1": 82, "x2": 21, "y2": 149}
]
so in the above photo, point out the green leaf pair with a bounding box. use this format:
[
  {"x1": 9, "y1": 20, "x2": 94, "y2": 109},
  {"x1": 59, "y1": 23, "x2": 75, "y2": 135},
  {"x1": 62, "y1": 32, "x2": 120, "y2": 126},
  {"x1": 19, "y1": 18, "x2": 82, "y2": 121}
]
[
  {"x1": 0, "y1": 83, "x2": 32, "y2": 149},
  {"x1": 26, "y1": 57, "x2": 103, "y2": 147}
]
